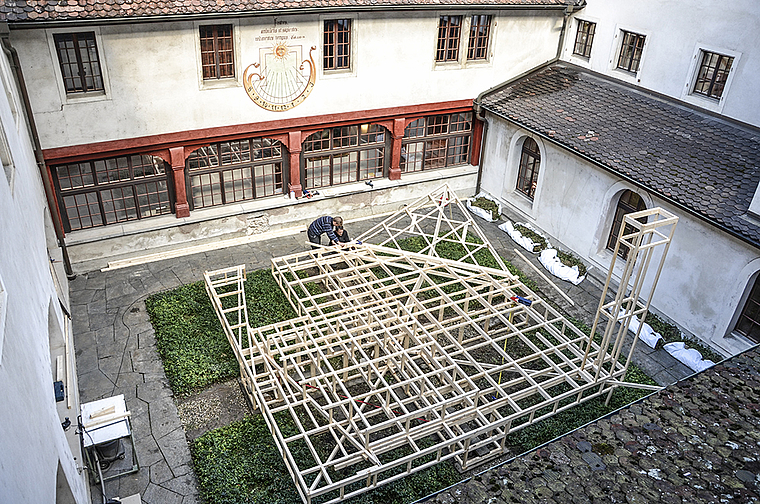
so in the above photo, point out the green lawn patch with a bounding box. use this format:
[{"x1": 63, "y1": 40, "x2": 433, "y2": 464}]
[
  {"x1": 192, "y1": 415, "x2": 461, "y2": 504},
  {"x1": 145, "y1": 269, "x2": 296, "y2": 397}
]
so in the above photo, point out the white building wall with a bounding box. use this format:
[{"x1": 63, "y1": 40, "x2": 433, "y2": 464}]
[
  {"x1": 560, "y1": 0, "x2": 760, "y2": 127},
  {"x1": 10, "y1": 10, "x2": 563, "y2": 149},
  {"x1": 481, "y1": 116, "x2": 759, "y2": 356},
  {"x1": 0, "y1": 44, "x2": 89, "y2": 504}
]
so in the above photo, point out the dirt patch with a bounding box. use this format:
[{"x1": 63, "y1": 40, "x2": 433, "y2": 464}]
[{"x1": 176, "y1": 378, "x2": 252, "y2": 441}]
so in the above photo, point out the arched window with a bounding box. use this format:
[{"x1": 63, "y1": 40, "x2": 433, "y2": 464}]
[
  {"x1": 735, "y1": 275, "x2": 760, "y2": 343},
  {"x1": 516, "y1": 137, "x2": 540, "y2": 199},
  {"x1": 303, "y1": 124, "x2": 387, "y2": 189},
  {"x1": 187, "y1": 137, "x2": 284, "y2": 210},
  {"x1": 607, "y1": 190, "x2": 647, "y2": 259}
]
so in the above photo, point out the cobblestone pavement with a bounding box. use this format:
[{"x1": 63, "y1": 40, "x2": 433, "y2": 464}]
[
  {"x1": 70, "y1": 210, "x2": 694, "y2": 503},
  {"x1": 423, "y1": 348, "x2": 760, "y2": 504}
]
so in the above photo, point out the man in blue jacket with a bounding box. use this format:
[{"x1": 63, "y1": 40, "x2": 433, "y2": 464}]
[{"x1": 307, "y1": 216, "x2": 343, "y2": 248}]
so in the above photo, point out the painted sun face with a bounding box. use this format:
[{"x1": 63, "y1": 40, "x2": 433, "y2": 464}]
[{"x1": 274, "y1": 43, "x2": 288, "y2": 59}]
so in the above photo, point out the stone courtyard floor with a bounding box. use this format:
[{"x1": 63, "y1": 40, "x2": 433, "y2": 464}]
[{"x1": 70, "y1": 212, "x2": 696, "y2": 504}]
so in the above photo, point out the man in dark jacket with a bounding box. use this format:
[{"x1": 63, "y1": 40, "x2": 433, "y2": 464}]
[{"x1": 307, "y1": 216, "x2": 343, "y2": 248}]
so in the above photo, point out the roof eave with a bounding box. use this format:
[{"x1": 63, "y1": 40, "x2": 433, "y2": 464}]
[{"x1": 5, "y1": 2, "x2": 574, "y2": 28}]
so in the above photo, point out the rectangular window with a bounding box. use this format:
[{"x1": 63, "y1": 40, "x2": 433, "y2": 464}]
[
  {"x1": 401, "y1": 112, "x2": 472, "y2": 172},
  {"x1": 436, "y1": 16, "x2": 462, "y2": 62},
  {"x1": 617, "y1": 31, "x2": 645, "y2": 73},
  {"x1": 54, "y1": 155, "x2": 172, "y2": 232},
  {"x1": 53, "y1": 32, "x2": 104, "y2": 94},
  {"x1": 200, "y1": 25, "x2": 234, "y2": 80},
  {"x1": 693, "y1": 51, "x2": 734, "y2": 99},
  {"x1": 187, "y1": 138, "x2": 283, "y2": 209},
  {"x1": 324, "y1": 19, "x2": 351, "y2": 71},
  {"x1": 303, "y1": 124, "x2": 386, "y2": 189},
  {"x1": 467, "y1": 15, "x2": 491, "y2": 60},
  {"x1": 573, "y1": 20, "x2": 596, "y2": 58}
]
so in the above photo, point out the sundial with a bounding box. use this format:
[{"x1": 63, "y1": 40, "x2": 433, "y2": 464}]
[{"x1": 244, "y1": 43, "x2": 316, "y2": 112}]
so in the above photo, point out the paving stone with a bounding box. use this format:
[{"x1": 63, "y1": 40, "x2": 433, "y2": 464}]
[
  {"x1": 142, "y1": 482, "x2": 183, "y2": 504},
  {"x1": 137, "y1": 380, "x2": 173, "y2": 403},
  {"x1": 134, "y1": 433, "x2": 163, "y2": 467},
  {"x1": 156, "y1": 427, "x2": 193, "y2": 472},
  {"x1": 149, "y1": 459, "x2": 174, "y2": 484},
  {"x1": 160, "y1": 472, "x2": 198, "y2": 497}
]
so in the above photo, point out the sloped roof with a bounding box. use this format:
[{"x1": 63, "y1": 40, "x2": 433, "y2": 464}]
[
  {"x1": 426, "y1": 346, "x2": 760, "y2": 504},
  {"x1": 480, "y1": 62, "x2": 760, "y2": 247},
  {"x1": 1, "y1": 0, "x2": 574, "y2": 22}
]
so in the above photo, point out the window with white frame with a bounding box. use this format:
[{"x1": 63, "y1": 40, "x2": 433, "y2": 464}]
[
  {"x1": 617, "y1": 31, "x2": 645, "y2": 73},
  {"x1": 693, "y1": 50, "x2": 734, "y2": 99}
]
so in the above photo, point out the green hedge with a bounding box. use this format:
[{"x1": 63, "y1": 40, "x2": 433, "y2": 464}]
[
  {"x1": 192, "y1": 415, "x2": 461, "y2": 504},
  {"x1": 145, "y1": 269, "x2": 296, "y2": 397}
]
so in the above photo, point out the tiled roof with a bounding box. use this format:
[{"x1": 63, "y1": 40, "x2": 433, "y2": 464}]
[
  {"x1": 1, "y1": 0, "x2": 574, "y2": 22},
  {"x1": 425, "y1": 346, "x2": 760, "y2": 504},
  {"x1": 481, "y1": 63, "x2": 760, "y2": 247}
]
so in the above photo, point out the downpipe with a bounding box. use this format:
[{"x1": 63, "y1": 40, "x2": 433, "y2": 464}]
[{"x1": 0, "y1": 23, "x2": 75, "y2": 279}]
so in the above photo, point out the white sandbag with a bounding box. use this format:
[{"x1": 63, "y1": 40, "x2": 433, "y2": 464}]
[
  {"x1": 618, "y1": 309, "x2": 663, "y2": 349},
  {"x1": 538, "y1": 248, "x2": 585, "y2": 285},
  {"x1": 499, "y1": 221, "x2": 537, "y2": 253},
  {"x1": 663, "y1": 342, "x2": 715, "y2": 372},
  {"x1": 466, "y1": 194, "x2": 502, "y2": 222}
]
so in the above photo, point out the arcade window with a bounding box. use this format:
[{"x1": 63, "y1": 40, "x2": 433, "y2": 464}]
[
  {"x1": 467, "y1": 15, "x2": 491, "y2": 60},
  {"x1": 516, "y1": 137, "x2": 540, "y2": 199},
  {"x1": 617, "y1": 31, "x2": 645, "y2": 73},
  {"x1": 436, "y1": 16, "x2": 462, "y2": 62},
  {"x1": 53, "y1": 155, "x2": 172, "y2": 232},
  {"x1": 401, "y1": 112, "x2": 471, "y2": 172},
  {"x1": 53, "y1": 32, "x2": 104, "y2": 94},
  {"x1": 324, "y1": 19, "x2": 351, "y2": 70},
  {"x1": 187, "y1": 138, "x2": 284, "y2": 209},
  {"x1": 693, "y1": 51, "x2": 734, "y2": 99},
  {"x1": 200, "y1": 25, "x2": 234, "y2": 80},
  {"x1": 303, "y1": 124, "x2": 387, "y2": 189},
  {"x1": 573, "y1": 20, "x2": 596, "y2": 58}
]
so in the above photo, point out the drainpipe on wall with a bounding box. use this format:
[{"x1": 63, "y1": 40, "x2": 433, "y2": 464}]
[
  {"x1": 0, "y1": 23, "x2": 75, "y2": 279},
  {"x1": 473, "y1": 1, "x2": 579, "y2": 194}
]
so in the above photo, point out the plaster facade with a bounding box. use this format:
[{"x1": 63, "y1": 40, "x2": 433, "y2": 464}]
[
  {"x1": 560, "y1": 0, "x2": 760, "y2": 126},
  {"x1": 0, "y1": 41, "x2": 89, "y2": 504},
  {"x1": 11, "y1": 10, "x2": 563, "y2": 149}
]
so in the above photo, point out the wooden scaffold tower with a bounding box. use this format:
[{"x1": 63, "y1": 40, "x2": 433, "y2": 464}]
[{"x1": 203, "y1": 185, "x2": 677, "y2": 504}]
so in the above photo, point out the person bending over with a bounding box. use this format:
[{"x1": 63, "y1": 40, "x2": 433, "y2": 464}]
[
  {"x1": 307, "y1": 216, "x2": 343, "y2": 248},
  {"x1": 335, "y1": 224, "x2": 350, "y2": 244}
]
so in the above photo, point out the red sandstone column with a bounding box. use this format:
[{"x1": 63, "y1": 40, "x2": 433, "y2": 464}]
[
  {"x1": 170, "y1": 146, "x2": 190, "y2": 218},
  {"x1": 470, "y1": 117, "x2": 484, "y2": 167},
  {"x1": 287, "y1": 131, "x2": 303, "y2": 198},
  {"x1": 389, "y1": 118, "x2": 405, "y2": 181}
]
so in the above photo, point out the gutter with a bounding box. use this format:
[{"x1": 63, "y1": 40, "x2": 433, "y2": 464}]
[
  {"x1": 6, "y1": 3, "x2": 572, "y2": 29},
  {"x1": 0, "y1": 23, "x2": 75, "y2": 279},
  {"x1": 481, "y1": 100, "x2": 760, "y2": 252}
]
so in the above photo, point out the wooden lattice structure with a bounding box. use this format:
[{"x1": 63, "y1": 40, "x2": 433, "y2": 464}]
[{"x1": 203, "y1": 186, "x2": 674, "y2": 504}]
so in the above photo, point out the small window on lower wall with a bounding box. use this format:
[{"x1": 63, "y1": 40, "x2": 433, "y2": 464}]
[
  {"x1": 606, "y1": 189, "x2": 646, "y2": 259},
  {"x1": 187, "y1": 137, "x2": 284, "y2": 209},
  {"x1": 302, "y1": 124, "x2": 387, "y2": 189},
  {"x1": 400, "y1": 112, "x2": 471, "y2": 172},
  {"x1": 735, "y1": 276, "x2": 760, "y2": 343},
  {"x1": 53, "y1": 155, "x2": 172, "y2": 232}
]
